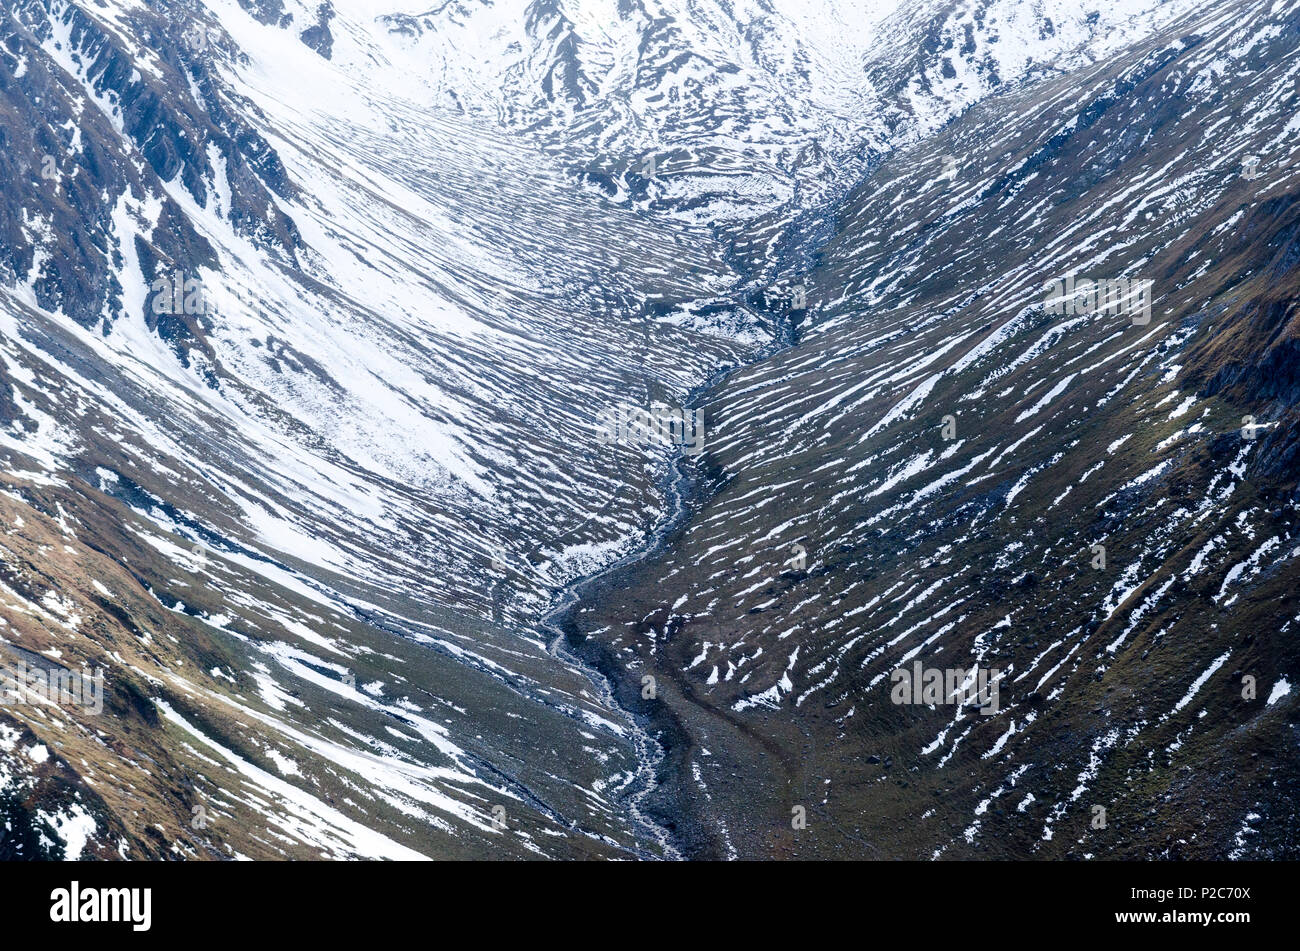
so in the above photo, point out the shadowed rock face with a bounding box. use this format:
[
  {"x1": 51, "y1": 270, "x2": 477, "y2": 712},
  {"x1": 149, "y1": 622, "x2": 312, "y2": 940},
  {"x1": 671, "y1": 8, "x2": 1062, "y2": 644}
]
[
  {"x1": 1, "y1": 0, "x2": 298, "y2": 354},
  {"x1": 0, "y1": 0, "x2": 1295, "y2": 861}
]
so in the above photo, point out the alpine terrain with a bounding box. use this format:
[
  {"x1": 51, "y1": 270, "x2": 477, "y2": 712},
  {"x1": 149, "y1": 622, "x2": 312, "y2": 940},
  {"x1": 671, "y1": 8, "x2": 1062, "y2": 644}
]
[{"x1": 0, "y1": 0, "x2": 1296, "y2": 862}]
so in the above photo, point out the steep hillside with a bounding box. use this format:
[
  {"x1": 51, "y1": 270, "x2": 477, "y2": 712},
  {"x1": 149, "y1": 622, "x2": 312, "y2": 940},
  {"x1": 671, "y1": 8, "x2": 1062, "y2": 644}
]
[
  {"x1": 0, "y1": 0, "x2": 746, "y2": 858},
  {"x1": 1, "y1": 0, "x2": 1295, "y2": 861},
  {"x1": 562, "y1": 0, "x2": 1300, "y2": 859}
]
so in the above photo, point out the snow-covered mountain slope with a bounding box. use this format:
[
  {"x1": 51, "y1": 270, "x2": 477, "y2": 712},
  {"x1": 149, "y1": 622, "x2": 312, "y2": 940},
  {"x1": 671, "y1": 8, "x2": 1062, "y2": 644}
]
[
  {"x1": 344, "y1": 0, "x2": 1218, "y2": 272},
  {"x1": 0, "y1": 0, "x2": 1293, "y2": 860},
  {"x1": 564, "y1": 0, "x2": 1300, "y2": 859},
  {"x1": 370, "y1": 0, "x2": 896, "y2": 226},
  {"x1": 2, "y1": 0, "x2": 753, "y2": 858}
]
